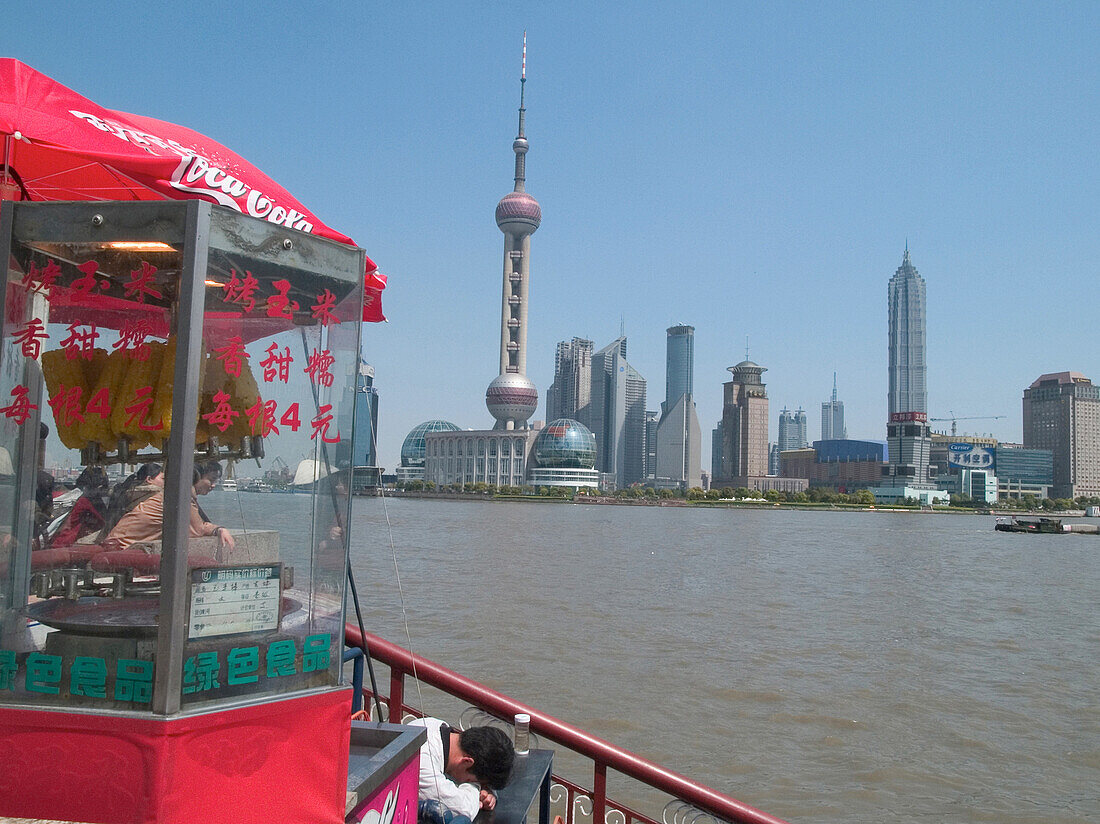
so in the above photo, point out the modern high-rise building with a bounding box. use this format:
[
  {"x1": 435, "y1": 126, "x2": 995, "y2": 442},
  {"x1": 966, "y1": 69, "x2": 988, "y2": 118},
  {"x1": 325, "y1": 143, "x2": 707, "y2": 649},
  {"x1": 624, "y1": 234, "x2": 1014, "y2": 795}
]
[
  {"x1": 664, "y1": 324, "x2": 695, "y2": 409},
  {"x1": 714, "y1": 360, "x2": 770, "y2": 484},
  {"x1": 1023, "y1": 371, "x2": 1100, "y2": 499},
  {"x1": 654, "y1": 325, "x2": 701, "y2": 489},
  {"x1": 589, "y1": 337, "x2": 647, "y2": 488},
  {"x1": 485, "y1": 37, "x2": 540, "y2": 430},
  {"x1": 712, "y1": 422, "x2": 724, "y2": 481},
  {"x1": 645, "y1": 410, "x2": 659, "y2": 481},
  {"x1": 546, "y1": 337, "x2": 593, "y2": 424},
  {"x1": 821, "y1": 373, "x2": 846, "y2": 440},
  {"x1": 883, "y1": 246, "x2": 933, "y2": 488},
  {"x1": 778, "y1": 408, "x2": 808, "y2": 451},
  {"x1": 349, "y1": 361, "x2": 380, "y2": 490}
]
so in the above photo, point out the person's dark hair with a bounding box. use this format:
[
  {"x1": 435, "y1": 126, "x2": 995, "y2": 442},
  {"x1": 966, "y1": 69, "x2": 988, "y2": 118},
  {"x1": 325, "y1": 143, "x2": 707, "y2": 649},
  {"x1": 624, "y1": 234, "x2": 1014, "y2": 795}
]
[
  {"x1": 193, "y1": 462, "x2": 222, "y2": 485},
  {"x1": 459, "y1": 726, "x2": 514, "y2": 789},
  {"x1": 75, "y1": 466, "x2": 108, "y2": 490},
  {"x1": 137, "y1": 463, "x2": 162, "y2": 483}
]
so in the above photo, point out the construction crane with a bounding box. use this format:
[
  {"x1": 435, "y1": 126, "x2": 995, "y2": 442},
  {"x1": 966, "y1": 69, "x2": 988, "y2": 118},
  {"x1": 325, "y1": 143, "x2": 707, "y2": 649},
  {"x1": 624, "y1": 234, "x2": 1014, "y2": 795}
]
[{"x1": 929, "y1": 412, "x2": 1006, "y2": 437}]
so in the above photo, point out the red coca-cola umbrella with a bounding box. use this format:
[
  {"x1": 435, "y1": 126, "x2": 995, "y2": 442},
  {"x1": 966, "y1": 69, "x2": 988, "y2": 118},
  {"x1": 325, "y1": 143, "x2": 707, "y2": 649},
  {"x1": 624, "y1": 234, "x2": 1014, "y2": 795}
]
[{"x1": 0, "y1": 58, "x2": 386, "y2": 321}]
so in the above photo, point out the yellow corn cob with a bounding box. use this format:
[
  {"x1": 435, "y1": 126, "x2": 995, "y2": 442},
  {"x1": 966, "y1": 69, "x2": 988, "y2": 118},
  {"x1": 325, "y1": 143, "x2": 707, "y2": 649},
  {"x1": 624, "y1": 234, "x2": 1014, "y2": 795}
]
[
  {"x1": 227, "y1": 358, "x2": 262, "y2": 443},
  {"x1": 79, "y1": 348, "x2": 111, "y2": 450},
  {"x1": 149, "y1": 336, "x2": 178, "y2": 449},
  {"x1": 41, "y1": 348, "x2": 84, "y2": 449},
  {"x1": 111, "y1": 343, "x2": 152, "y2": 446},
  {"x1": 78, "y1": 347, "x2": 127, "y2": 447}
]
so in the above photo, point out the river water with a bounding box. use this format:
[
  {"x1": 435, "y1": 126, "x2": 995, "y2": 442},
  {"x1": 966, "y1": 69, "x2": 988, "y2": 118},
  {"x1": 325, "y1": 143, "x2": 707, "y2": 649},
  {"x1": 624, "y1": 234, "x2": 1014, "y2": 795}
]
[{"x1": 205, "y1": 494, "x2": 1099, "y2": 824}]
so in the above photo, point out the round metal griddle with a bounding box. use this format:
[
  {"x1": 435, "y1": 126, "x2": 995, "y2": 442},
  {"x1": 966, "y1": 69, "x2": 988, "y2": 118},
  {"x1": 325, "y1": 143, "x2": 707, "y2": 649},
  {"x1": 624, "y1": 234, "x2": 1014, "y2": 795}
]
[{"x1": 26, "y1": 596, "x2": 160, "y2": 637}]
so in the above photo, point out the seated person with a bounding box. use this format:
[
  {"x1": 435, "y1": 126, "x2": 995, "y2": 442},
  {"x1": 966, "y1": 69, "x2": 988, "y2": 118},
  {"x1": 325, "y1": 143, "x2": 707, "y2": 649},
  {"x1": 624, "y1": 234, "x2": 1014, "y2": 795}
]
[
  {"x1": 50, "y1": 466, "x2": 109, "y2": 546},
  {"x1": 97, "y1": 462, "x2": 163, "y2": 540},
  {"x1": 106, "y1": 462, "x2": 236, "y2": 556},
  {"x1": 408, "y1": 717, "x2": 514, "y2": 824}
]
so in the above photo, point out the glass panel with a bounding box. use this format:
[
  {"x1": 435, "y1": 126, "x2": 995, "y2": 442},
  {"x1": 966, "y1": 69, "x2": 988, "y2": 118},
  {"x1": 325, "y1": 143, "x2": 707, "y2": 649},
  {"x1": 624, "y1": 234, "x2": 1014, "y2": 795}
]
[
  {"x1": 0, "y1": 202, "x2": 188, "y2": 713},
  {"x1": 180, "y1": 206, "x2": 361, "y2": 710},
  {"x1": 0, "y1": 202, "x2": 362, "y2": 715}
]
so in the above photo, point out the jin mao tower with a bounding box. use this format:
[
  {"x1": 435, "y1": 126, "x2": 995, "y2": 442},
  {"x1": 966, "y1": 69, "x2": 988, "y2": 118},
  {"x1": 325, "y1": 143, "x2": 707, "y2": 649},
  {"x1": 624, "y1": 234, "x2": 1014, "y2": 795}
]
[
  {"x1": 885, "y1": 246, "x2": 932, "y2": 486},
  {"x1": 486, "y1": 35, "x2": 541, "y2": 429}
]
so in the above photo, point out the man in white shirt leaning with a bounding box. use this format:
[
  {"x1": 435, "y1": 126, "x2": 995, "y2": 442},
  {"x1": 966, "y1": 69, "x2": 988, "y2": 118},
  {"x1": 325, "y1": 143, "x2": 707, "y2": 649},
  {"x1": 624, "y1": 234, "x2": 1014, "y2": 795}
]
[{"x1": 408, "y1": 717, "x2": 515, "y2": 824}]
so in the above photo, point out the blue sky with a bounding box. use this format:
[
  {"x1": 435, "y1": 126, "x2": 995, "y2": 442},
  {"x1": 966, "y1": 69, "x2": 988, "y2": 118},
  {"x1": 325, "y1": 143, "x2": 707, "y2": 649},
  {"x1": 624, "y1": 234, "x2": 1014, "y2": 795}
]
[{"x1": 6, "y1": 2, "x2": 1098, "y2": 471}]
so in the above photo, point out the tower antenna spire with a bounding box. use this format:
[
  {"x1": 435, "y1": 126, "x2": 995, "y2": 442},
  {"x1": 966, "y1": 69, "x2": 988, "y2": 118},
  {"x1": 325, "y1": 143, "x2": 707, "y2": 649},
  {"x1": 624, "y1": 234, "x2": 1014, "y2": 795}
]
[
  {"x1": 518, "y1": 31, "x2": 527, "y2": 136},
  {"x1": 832, "y1": 371, "x2": 838, "y2": 402},
  {"x1": 512, "y1": 31, "x2": 528, "y2": 192}
]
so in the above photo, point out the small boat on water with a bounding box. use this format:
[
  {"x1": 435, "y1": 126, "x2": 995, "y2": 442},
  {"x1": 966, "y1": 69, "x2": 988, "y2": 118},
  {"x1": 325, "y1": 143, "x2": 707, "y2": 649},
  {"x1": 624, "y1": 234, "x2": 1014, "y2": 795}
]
[
  {"x1": 995, "y1": 516, "x2": 1066, "y2": 533},
  {"x1": 219, "y1": 478, "x2": 238, "y2": 492}
]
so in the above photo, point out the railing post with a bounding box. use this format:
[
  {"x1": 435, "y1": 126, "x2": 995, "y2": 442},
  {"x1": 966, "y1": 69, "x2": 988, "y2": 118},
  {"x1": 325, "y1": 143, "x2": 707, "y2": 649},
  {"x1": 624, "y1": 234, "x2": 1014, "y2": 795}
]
[
  {"x1": 342, "y1": 647, "x2": 364, "y2": 714},
  {"x1": 592, "y1": 762, "x2": 607, "y2": 824},
  {"x1": 389, "y1": 665, "x2": 405, "y2": 723}
]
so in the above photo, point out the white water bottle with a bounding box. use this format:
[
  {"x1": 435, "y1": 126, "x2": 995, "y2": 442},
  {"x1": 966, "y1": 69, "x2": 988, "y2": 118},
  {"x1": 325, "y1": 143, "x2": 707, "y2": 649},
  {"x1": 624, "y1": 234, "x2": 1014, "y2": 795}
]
[{"x1": 514, "y1": 713, "x2": 530, "y2": 755}]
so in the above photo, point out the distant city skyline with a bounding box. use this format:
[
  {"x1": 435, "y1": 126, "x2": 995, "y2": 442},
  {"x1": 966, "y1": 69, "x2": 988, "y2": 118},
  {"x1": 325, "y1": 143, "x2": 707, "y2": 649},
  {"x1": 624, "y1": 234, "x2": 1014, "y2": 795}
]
[{"x1": 10, "y1": 5, "x2": 1097, "y2": 473}]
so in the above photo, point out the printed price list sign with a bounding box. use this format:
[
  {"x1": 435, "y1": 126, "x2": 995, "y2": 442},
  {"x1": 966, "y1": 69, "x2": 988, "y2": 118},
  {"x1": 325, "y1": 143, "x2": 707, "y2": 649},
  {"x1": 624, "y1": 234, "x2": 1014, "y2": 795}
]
[{"x1": 189, "y1": 565, "x2": 282, "y2": 640}]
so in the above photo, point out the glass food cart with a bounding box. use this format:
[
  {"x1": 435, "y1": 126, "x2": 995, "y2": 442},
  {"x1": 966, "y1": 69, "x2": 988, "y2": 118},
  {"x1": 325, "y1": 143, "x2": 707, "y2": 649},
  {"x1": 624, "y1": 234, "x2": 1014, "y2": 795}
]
[{"x1": 0, "y1": 200, "x2": 364, "y2": 823}]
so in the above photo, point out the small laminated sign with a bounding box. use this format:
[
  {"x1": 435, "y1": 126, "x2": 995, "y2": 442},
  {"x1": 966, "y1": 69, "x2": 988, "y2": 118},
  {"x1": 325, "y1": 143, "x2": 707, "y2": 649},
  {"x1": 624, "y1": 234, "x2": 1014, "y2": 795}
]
[{"x1": 188, "y1": 564, "x2": 282, "y2": 639}]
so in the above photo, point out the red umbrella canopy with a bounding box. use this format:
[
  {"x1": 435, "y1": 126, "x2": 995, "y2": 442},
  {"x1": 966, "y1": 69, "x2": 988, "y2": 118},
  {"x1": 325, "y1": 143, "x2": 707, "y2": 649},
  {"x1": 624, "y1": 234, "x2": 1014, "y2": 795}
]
[{"x1": 0, "y1": 58, "x2": 385, "y2": 320}]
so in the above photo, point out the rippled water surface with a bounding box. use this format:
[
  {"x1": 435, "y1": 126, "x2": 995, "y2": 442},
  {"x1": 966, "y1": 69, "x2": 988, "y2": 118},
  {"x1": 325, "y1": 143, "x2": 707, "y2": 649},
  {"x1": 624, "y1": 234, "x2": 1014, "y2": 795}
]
[{"x1": 208, "y1": 494, "x2": 1100, "y2": 823}]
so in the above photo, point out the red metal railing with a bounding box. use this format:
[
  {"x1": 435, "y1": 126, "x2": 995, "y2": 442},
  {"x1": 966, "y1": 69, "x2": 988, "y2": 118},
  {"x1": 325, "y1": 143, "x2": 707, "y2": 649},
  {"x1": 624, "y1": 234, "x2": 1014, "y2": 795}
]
[{"x1": 345, "y1": 626, "x2": 790, "y2": 824}]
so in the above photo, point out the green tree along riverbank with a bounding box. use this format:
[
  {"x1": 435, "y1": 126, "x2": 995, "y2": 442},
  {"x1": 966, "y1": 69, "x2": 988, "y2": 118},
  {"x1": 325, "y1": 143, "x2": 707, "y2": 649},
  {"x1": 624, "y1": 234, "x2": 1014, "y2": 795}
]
[{"x1": 392, "y1": 481, "x2": 1099, "y2": 513}]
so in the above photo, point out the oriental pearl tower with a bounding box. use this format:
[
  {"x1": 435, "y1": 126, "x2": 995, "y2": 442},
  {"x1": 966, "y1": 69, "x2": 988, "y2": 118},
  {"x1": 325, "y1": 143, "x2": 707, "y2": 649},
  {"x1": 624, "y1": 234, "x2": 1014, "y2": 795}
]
[{"x1": 486, "y1": 34, "x2": 541, "y2": 430}]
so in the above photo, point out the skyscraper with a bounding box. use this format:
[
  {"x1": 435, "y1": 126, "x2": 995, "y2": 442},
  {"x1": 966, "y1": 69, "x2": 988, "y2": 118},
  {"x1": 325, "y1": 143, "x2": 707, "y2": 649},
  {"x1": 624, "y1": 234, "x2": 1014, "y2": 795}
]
[
  {"x1": 546, "y1": 337, "x2": 593, "y2": 424},
  {"x1": 884, "y1": 246, "x2": 932, "y2": 487},
  {"x1": 664, "y1": 324, "x2": 695, "y2": 409},
  {"x1": 645, "y1": 410, "x2": 659, "y2": 481},
  {"x1": 654, "y1": 325, "x2": 702, "y2": 489},
  {"x1": 778, "y1": 408, "x2": 808, "y2": 451},
  {"x1": 486, "y1": 36, "x2": 540, "y2": 430},
  {"x1": 1023, "y1": 371, "x2": 1100, "y2": 499},
  {"x1": 715, "y1": 360, "x2": 770, "y2": 484},
  {"x1": 589, "y1": 337, "x2": 647, "y2": 487},
  {"x1": 821, "y1": 373, "x2": 846, "y2": 440}
]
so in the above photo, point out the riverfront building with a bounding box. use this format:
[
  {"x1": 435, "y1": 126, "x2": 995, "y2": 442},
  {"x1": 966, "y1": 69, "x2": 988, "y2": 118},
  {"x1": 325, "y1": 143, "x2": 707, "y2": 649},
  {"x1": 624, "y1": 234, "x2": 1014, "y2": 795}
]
[
  {"x1": 875, "y1": 247, "x2": 945, "y2": 504},
  {"x1": 931, "y1": 436, "x2": 1055, "y2": 501},
  {"x1": 546, "y1": 337, "x2": 593, "y2": 424},
  {"x1": 589, "y1": 337, "x2": 647, "y2": 488},
  {"x1": 485, "y1": 48, "x2": 540, "y2": 431},
  {"x1": 780, "y1": 439, "x2": 886, "y2": 492},
  {"x1": 821, "y1": 373, "x2": 847, "y2": 440},
  {"x1": 1023, "y1": 371, "x2": 1100, "y2": 499},
  {"x1": 526, "y1": 419, "x2": 599, "y2": 488},
  {"x1": 993, "y1": 444, "x2": 1054, "y2": 499},
  {"x1": 653, "y1": 325, "x2": 702, "y2": 490},
  {"x1": 713, "y1": 360, "x2": 772, "y2": 489},
  {"x1": 778, "y1": 408, "x2": 809, "y2": 451},
  {"x1": 424, "y1": 429, "x2": 537, "y2": 488},
  {"x1": 645, "y1": 410, "x2": 659, "y2": 481},
  {"x1": 348, "y1": 362, "x2": 381, "y2": 491},
  {"x1": 397, "y1": 420, "x2": 460, "y2": 484}
]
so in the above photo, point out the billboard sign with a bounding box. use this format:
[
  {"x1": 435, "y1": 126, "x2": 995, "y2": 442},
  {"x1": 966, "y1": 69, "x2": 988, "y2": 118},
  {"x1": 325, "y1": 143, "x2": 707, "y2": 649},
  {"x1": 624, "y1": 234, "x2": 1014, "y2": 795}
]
[
  {"x1": 889, "y1": 411, "x2": 927, "y2": 423},
  {"x1": 948, "y1": 442, "x2": 995, "y2": 470}
]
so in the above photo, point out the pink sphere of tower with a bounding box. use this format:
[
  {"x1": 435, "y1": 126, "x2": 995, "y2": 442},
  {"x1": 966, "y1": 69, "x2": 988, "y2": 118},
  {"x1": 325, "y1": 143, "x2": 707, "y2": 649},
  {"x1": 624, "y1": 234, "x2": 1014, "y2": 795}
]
[{"x1": 495, "y1": 191, "x2": 541, "y2": 236}]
